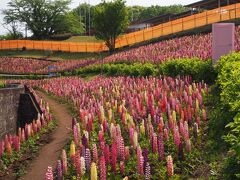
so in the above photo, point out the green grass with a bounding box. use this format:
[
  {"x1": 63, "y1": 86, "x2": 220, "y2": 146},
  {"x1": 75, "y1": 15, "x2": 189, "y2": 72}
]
[
  {"x1": 65, "y1": 36, "x2": 102, "y2": 42},
  {"x1": 0, "y1": 50, "x2": 108, "y2": 60}
]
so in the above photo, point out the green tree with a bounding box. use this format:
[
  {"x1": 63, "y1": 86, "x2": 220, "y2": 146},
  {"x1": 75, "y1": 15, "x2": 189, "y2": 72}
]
[
  {"x1": 73, "y1": 3, "x2": 94, "y2": 35},
  {"x1": 3, "y1": 0, "x2": 84, "y2": 39},
  {"x1": 93, "y1": 0, "x2": 128, "y2": 52},
  {"x1": 127, "y1": 5, "x2": 187, "y2": 22}
]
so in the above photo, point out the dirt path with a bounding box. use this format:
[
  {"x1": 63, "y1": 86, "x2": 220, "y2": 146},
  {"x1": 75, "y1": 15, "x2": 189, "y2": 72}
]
[{"x1": 22, "y1": 91, "x2": 72, "y2": 180}]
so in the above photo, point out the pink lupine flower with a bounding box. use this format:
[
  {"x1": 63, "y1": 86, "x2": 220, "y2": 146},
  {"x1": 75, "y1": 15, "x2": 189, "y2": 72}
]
[
  {"x1": 119, "y1": 136, "x2": 125, "y2": 161},
  {"x1": 13, "y1": 136, "x2": 20, "y2": 152},
  {"x1": 61, "y1": 149, "x2": 68, "y2": 175},
  {"x1": 73, "y1": 125, "x2": 79, "y2": 146},
  {"x1": 0, "y1": 141, "x2": 5, "y2": 157},
  {"x1": 163, "y1": 128, "x2": 169, "y2": 141},
  {"x1": 120, "y1": 161, "x2": 125, "y2": 175},
  {"x1": 57, "y1": 160, "x2": 63, "y2": 180},
  {"x1": 45, "y1": 166, "x2": 53, "y2": 180},
  {"x1": 104, "y1": 145, "x2": 110, "y2": 165},
  {"x1": 18, "y1": 128, "x2": 21, "y2": 139},
  {"x1": 92, "y1": 144, "x2": 98, "y2": 163},
  {"x1": 124, "y1": 146, "x2": 130, "y2": 160},
  {"x1": 145, "y1": 162, "x2": 151, "y2": 180},
  {"x1": 111, "y1": 142, "x2": 117, "y2": 172},
  {"x1": 166, "y1": 155, "x2": 174, "y2": 177},
  {"x1": 99, "y1": 155, "x2": 106, "y2": 180},
  {"x1": 75, "y1": 152, "x2": 81, "y2": 177},
  {"x1": 152, "y1": 133, "x2": 157, "y2": 153},
  {"x1": 173, "y1": 127, "x2": 181, "y2": 149},
  {"x1": 202, "y1": 109, "x2": 207, "y2": 121}
]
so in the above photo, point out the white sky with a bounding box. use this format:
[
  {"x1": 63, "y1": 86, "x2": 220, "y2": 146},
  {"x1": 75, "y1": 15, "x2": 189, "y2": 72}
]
[{"x1": 0, "y1": 0, "x2": 200, "y2": 35}]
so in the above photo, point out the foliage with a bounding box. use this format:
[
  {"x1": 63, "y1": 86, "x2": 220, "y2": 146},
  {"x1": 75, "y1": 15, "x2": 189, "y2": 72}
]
[
  {"x1": 215, "y1": 52, "x2": 240, "y2": 179},
  {"x1": 0, "y1": 81, "x2": 6, "y2": 88},
  {"x1": 158, "y1": 58, "x2": 216, "y2": 84},
  {"x1": 93, "y1": 0, "x2": 129, "y2": 52},
  {"x1": 73, "y1": 3, "x2": 95, "y2": 34},
  {"x1": 2, "y1": 0, "x2": 83, "y2": 39},
  {"x1": 62, "y1": 12, "x2": 85, "y2": 35},
  {"x1": 0, "y1": 32, "x2": 23, "y2": 40},
  {"x1": 76, "y1": 58, "x2": 215, "y2": 83},
  {"x1": 127, "y1": 5, "x2": 187, "y2": 22}
]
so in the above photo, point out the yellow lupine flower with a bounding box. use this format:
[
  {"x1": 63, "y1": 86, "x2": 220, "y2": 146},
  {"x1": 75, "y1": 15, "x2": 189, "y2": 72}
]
[
  {"x1": 70, "y1": 141, "x2": 76, "y2": 157},
  {"x1": 91, "y1": 162, "x2": 98, "y2": 180}
]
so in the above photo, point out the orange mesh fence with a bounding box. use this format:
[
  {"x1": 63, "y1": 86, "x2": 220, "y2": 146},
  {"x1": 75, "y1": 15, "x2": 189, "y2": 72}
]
[{"x1": 0, "y1": 3, "x2": 239, "y2": 52}]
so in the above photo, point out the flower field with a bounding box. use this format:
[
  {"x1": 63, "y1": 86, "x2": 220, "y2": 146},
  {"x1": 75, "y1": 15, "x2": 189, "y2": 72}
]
[
  {"x1": 103, "y1": 26, "x2": 240, "y2": 63},
  {"x1": 0, "y1": 57, "x2": 97, "y2": 74},
  {"x1": 28, "y1": 76, "x2": 208, "y2": 179},
  {"x1": 0, "y1": 88, "x2": 53, "y2": 171}
]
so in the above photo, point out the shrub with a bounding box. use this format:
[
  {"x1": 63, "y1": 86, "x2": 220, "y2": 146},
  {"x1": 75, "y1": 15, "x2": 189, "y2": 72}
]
[
  {"x1": 216, "y1": 52, "x2": 240, "y2": 179},
  {"x1": 158, "y1": 58, "x2": 216, "y2": 84}
]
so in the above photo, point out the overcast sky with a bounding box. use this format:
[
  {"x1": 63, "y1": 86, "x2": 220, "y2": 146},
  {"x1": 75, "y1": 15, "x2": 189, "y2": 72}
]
[{"x1": 0, "y1": 0, "x2": 200, "y2": 35}]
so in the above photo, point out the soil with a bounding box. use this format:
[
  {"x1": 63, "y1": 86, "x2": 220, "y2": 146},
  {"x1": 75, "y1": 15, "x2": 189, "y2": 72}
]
[{"x1": 21, "y1": 90, "x2": 72, "y2": 180}]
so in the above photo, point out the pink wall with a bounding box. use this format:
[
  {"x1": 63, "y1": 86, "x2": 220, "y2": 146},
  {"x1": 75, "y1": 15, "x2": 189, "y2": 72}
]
[{"x1": 212, "y1": 23, "x2": 235, "y2": 65}]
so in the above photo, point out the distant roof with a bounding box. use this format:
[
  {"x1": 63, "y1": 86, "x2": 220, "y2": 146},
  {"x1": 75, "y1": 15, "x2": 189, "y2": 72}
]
[{"x1": 186, "y1": 0, "x2": 239, "y2": 10}]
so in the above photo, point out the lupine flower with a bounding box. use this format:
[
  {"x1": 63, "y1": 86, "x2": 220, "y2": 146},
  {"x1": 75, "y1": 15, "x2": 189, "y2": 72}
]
[
  {"x1": 57, "y1": 160, "x2": 63, "y2": 180},
  {"x1": 111, "y1": 142, "x2": 117, "y2": 172},
  {"x1": 166, "y1": 155, "x2": 174, "y2": 177},
  {"x1": 80, "y1": 156, "x2": 86, "y2": 175},
  {"x1": 99, "y1": 155, "x2": 106, "y2": 180},
  {"x1": 157, "y1": 134, "x2": 164, "y2": 161},
  {"x1": 124, "y1": 146, "x2": 130, "y2": 160},
  {"x1": 45, "y1": 166, "x2": 53, "y2": 180},
  {"x1": 90, "y1": 162, "x2": 98, "y2": 180},
  {"x1": 62, "y1": 149, "x2": 68, "y2": 174},
  {"x1": 145, "y1": 162, "x2": 151, "y2": 180},
  {"x1": 70, "y1": 141, "x2": 76, "y2": 158},
  {"x1": 104, "y1": 145, "x2": 110, "y2": 165},
  {"x1": 152, "y1": 133, "x2": 157, "y2": 153},
  {"x1": 92, "y1": 144, "x2": 98, "y2": 163},
  {"x1": 0, "y1": 141, "x2": 5, "y2": 157},
  {"x1": 202, "y1": 109, "x2": 207, "y2": 121},
  {"x1": 6, "y1": 139, "x2": 12, "y2": 155},
  {"x1": 13, "y1": 136, "x2": 20, "y2": 152},
  {"x1": 85, "y1": 148, "x2": 92, "y2": 171},
  {"x1": 133, "y1": 131, "x2": 138, "y2": 149},
  {"x1": 193, "y1": 122, "x2": 198, "y2": 138},
  {"x1": 186, "y1": 139, "x2": 191, "y2": 152}
]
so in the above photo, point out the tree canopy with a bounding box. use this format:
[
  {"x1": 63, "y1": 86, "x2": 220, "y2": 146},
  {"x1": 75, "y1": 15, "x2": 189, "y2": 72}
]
[
  {"x1": 3, "y1": 0, "x2": 85, "y2": 39},
  {"x1": 93, "y1": 0, "x2": 129, "y2": 52}
]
